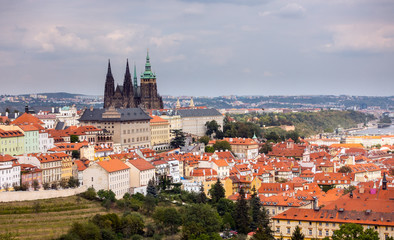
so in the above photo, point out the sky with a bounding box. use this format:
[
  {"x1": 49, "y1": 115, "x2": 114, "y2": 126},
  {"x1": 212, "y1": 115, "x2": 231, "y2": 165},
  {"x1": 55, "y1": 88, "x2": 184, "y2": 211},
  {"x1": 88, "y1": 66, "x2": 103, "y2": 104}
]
[{"x1": 0, "y1": 0, "x2": 393, "y2": 97}]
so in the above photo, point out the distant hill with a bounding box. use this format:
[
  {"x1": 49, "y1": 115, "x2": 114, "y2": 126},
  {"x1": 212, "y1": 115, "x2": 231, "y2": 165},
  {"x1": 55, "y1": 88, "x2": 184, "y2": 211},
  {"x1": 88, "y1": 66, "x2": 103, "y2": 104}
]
[{"x1": 20, "y1": 92, "x2": 85, "y2": 99}]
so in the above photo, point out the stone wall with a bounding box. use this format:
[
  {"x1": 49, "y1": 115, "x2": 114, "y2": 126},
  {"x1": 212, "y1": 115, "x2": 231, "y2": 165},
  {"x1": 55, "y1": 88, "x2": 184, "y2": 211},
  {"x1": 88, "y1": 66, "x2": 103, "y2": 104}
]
[{"x1": 0, "y1": 186, "x2": 87, "y2": 202}]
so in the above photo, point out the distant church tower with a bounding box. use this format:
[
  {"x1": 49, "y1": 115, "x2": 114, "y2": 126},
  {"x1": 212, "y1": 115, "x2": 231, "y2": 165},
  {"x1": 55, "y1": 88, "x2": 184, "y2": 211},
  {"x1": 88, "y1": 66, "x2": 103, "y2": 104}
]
[
  {"x1": 104, "y1": 60, "x2": 115, "y2": 109},
  {"x1": 103, "y1": 51, "x2": 163, "y2": 109},
  {"x1": 139, "y1": 50, "x2": 164, "y2": 109}
]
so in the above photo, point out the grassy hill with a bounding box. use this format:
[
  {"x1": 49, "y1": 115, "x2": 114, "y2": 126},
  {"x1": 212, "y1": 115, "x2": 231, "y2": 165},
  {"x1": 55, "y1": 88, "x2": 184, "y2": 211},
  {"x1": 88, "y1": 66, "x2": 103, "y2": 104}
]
[{"x1": 0, "y1": 196, "x2": 108, "y2": 240}]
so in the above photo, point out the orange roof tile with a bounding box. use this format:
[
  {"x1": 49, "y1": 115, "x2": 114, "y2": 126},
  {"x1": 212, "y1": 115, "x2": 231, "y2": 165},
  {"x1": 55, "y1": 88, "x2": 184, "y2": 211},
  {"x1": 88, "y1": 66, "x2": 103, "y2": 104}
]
[
  {"x1": 97, "y1": 158, "x2": 130, "y2": 173},
  {"x1": 128, "y1": 158, "x2": 155, "y2": 171}
]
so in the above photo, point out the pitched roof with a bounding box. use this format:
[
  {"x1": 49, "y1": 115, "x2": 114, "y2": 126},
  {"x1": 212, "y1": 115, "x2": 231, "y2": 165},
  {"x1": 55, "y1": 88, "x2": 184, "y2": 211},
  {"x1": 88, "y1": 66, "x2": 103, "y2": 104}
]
[
  {"x1": 97, "y1": 158, "x2": 130, "y2": 173},
  {"x1": 0, "y1": 129, "x2": 24, "y2": 138},
  {"x1": 79, "y1": 108, "x2": 151, "y2": 122},
  {"x1": 150, "y1": 115, "x2": 168, "y2": 123},
  {"x1": 0, "y1": 154, "x2": 17, "y2": 162},
  {"x1": 11, "y1": 113, "x2": 44, "y2": 125},
  {"x1": 128, "y1": 158, "x2": 155, "y2": 171},
  {"x1": 177, "y1": 108, "x2": 222, "y2": 117}
]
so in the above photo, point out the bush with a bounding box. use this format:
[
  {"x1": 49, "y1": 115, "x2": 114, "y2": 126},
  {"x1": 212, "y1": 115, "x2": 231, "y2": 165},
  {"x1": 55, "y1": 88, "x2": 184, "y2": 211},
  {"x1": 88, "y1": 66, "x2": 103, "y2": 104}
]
[{"x1": 80, "y1": 187, "x2": 97, "y2": 200}]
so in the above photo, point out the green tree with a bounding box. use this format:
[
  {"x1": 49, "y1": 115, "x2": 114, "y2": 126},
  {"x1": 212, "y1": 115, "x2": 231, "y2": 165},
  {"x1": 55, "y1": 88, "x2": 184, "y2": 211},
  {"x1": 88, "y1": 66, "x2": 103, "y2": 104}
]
[
  {"x1": 291, "y1": 225, "x2": 305, "y2": 240},
  {"x1": 209, "y1": 179, "x2": 225, "y2": 204},
  {"x1": 70, "y1": 135, "x2": 79, "y2": 143},
  {"x1": 182, "y1": 204, "x2": 221, "y2": 239},
  {"x1": 170, "y1": 129, "x2": 186, "y2": 148},
  {"x1": 97, "y1": 190, "x2": 116, "y2": 202},
  {"x1": 32, "y1": 180, "x2": 40, "y2": 191},
  {"x1": 121, "y1": 213, "x2": 145, "y2": 238},
  {"x1": 147, "y1": 178, "x2": 157, "y2": 197},
  {"x1": 143, "y1": 194, "x2": 156, "y2": 216},
  {"x1": 72, "y1": 150, "x2": 80, "y2": 159},
  {"x1": 234, "y1": 188, "x2": 250, "y2": 234},
  {"x1": 68, "y1": 176, "x2": 80, "y2": 188},
  {"x1": 216, "y1": 198, "x2": 235, "y2": 216},
  {"x1": 197, "y1": 185, "x2": 207, "y2": 204},
  {"x1": 153, "y1": 207, "x2": 182, "y2": 234},
  {"x1": 61, "y1": 222, "x2": 102, "y2": 240},
  {"x1": 80, "y1": 187, "x2": 97, "y2": 200},
  {"x1": 213, "y1": 140, "x2": 232, "y2": 152},
  {"x1": 199, "y1": 135, "x2": 210, "y2": 145},
  {"x1": 331, "y1": 223, "x2": 379, "y2": 240},
  {"x1": 205, "y1": 146, "x2": 215, "y2": 153},
  {"x1": 259, "y1": 142, "x2": 272, "y2": 154},
  {"x1": 250, "y1": 186, "x2": 261, "y2": 230},
  {"x1": 338, "y1": 165, "x2": 352, "y2": 173},
  {"x1": 205, "y1": 120, "x2": 220, "y2": 137}
]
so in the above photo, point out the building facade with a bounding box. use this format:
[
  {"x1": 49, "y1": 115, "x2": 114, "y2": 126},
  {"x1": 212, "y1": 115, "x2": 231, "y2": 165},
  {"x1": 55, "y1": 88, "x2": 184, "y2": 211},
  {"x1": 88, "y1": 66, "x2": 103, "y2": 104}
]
[{"x1": 79, "y1": 107, "x2": 151, "y2": 150}]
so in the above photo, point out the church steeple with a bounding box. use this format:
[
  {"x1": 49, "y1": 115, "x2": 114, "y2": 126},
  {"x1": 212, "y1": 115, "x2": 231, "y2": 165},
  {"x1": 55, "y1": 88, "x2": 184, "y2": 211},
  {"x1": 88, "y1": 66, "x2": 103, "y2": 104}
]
[
  {"x1": 176, "y1": 97, "x2": 181, "y2": 109},
  {"x1": 133, "y1": 63, "x2": 138, "y2": 90},
  {"x1": 382, "y1": 172, "x2": 387, "y2": 190},
  {"x1": 123, "y1": 59, "x2": 133, "y2": 99},
  {"x1": 107, "y1": 59, "x2": 113, "y2": 78},
  {"x1": 104, "y1": 59, "x2": 115, "y2": 109},
  {"x1": 189, "y1": 97, "x2": 195, "y2": 108}
]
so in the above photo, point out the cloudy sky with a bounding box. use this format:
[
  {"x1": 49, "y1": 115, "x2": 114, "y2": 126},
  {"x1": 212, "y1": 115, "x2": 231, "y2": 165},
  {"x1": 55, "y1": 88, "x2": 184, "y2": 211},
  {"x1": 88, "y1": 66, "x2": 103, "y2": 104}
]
[{"x1": 1, "y1": 0, "x2": 393, "y2": 97}]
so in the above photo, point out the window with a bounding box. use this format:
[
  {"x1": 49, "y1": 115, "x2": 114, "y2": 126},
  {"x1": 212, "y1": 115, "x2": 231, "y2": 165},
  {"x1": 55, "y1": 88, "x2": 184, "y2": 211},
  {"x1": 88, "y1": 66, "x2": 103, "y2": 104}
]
[
  {"x1": 309, "y1": 229, "x2": 312, "y2": 235},
  {"x1": 287, "y1": 220, "x2": 290, "y2": 224},
  {"x1": 287, "y1": 228, "x2": 290, "y2": 234},
  {"x1": 326, "y1": 230, "x2": 329, "y2": 236},
  {"x1": 319, "y1": 229, "x2": 322, "y2": 236},
  {"x1": 276, "y1": 227, "x2": 280, "y2": 233}
]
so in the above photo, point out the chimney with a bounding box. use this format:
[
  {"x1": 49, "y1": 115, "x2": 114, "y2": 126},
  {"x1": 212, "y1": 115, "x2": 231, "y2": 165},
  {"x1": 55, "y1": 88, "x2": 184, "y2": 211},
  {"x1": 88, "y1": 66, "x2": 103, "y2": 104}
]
[{"x1": 25, "y1": 105, "x2": 29, "y2": 113}]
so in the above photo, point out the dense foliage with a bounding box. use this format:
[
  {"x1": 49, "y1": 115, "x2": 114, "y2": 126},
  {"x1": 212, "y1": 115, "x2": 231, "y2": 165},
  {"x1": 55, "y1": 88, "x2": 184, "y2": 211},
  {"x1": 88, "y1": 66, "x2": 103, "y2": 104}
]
[{"x1": 227, "y1": 110, "x2": 374, "y2": 138}]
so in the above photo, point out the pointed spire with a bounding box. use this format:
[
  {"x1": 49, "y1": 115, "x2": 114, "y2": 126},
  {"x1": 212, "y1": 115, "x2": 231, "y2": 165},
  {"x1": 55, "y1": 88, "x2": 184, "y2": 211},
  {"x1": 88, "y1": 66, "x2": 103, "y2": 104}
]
[
  {"x1": 133, "y1": 62, "x2": 137, "y2": 89},
  {"x1": 107, "y1": 59, "x2": 113, "y2": 77},
  {"x1": 176, "y1": 97, "x2": 181, "y2": 109},
  {"x1": 189, "y1": 97, "x2": 195, "y2": 108},
  {"x1": 125, "y1": 58, "x2": 131, "y2": 79},
  {"x1": 146, "y1": 48, "x2": 150, "y2": 63},
  {"x1": 382, "y1": 172, "x2": 387, "y2": 190}
]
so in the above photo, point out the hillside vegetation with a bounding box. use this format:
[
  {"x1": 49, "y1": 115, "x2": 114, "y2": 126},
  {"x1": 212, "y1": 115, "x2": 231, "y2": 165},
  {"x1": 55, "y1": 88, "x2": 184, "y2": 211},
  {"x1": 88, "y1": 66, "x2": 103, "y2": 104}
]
[
  {"x1": 0, "y1": 196, "x2": 108, "y2": 240},
  {"x1": 229, "y1": 110, "x2": 375, "y2": 137}
]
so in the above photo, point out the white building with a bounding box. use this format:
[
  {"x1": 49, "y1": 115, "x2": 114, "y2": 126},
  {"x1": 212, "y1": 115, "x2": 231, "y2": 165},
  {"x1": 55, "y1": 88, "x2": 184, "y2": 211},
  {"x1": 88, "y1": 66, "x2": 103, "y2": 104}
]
[
  {"x1": 56, "y1": 105, "x2": 80, "y2": 127},
  {"x1": 83, "y1": 158, "x2": 130, "y2": 199},
  {"x1": 126, "y1": 158, "x2": 156, "y2": 193},
  {"x1": 168, "y1": 159, "x2": 181, "y2": 183},
  {"x1": 0, "y1": 155, "x2": 21, "y2": 190},
  {"x1": 39, "y1": 130, "x2": 54, "y2": 153},
  {"x1": 35, "y1": 114, "x2": 57, "y2": 129},
  {"x1": 178, "y1": 108, "x2": 223, "y2": 137}
]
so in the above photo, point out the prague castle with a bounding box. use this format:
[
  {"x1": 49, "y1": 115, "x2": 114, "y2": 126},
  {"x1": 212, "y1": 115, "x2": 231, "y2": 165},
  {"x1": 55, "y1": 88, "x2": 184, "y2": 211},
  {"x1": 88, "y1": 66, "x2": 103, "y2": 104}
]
[{"x1": 104, "y1": 51, "x2": 164, "y2": 110}]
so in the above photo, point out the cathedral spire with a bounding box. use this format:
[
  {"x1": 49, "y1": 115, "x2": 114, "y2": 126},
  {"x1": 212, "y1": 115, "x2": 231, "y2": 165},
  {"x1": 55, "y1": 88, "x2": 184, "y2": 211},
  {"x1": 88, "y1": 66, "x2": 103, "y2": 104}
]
[
  {"x1": 145, "y1": 49, "x2": 151, "y2": 72},
  {"x1": 107, "y1": 59, "x2": 113, "y2": 77},
  {"x1": 123, "y1": 58, "x2": 133, "y2": 100},
  {"x1": 133, "y1": 62, "x2": 137, "y2": 89}
]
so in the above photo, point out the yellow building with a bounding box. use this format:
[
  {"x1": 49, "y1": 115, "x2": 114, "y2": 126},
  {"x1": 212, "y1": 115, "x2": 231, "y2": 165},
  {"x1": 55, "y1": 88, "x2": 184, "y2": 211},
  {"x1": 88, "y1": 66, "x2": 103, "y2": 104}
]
[
  {"x1": 224, "y1": 175, "x2": 262, "y2": 198},
  {"x1": 272, "y1": 186, "x2": 394, "y2": 240},
  {"x1": 55, "y1": 152, "x2": 73, "y2": 180},
  {"x1": 150, "y1": 115, "x2": 170, "y2": 151}
]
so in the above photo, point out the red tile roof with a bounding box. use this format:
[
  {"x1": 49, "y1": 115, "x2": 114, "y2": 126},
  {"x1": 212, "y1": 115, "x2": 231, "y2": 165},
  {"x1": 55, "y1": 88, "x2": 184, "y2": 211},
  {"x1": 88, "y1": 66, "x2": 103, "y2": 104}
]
[
  {"x1": 97, "y1": 158, "x2": 130, "y2": 173},
  {"x1": 128, "y1": 158, "x2": 155, "y2": 171}
]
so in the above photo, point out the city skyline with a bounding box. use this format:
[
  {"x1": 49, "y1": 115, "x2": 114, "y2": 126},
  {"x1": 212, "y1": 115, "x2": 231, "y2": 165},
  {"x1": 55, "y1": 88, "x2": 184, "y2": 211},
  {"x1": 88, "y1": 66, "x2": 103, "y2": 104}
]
[{"x1": 1, "y1": 0, "x2": 393, "y2": 97}]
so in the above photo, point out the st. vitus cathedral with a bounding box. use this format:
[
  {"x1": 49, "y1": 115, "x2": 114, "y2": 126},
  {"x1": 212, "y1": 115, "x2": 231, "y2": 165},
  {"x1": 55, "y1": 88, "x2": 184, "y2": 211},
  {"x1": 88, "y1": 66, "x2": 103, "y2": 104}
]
[{"x1": 104, "y1": 51, "x2": 164, "y2": 110}]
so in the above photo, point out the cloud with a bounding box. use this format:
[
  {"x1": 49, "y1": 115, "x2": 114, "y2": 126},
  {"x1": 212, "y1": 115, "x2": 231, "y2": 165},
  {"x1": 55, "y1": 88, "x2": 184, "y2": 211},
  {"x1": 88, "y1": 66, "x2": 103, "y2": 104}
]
[
  {"x1": 323, "y1": 24, "x2": 394, "y2": 53},
  {"x1": 258, "y1": 3, "x2": 306, "y2": 19},
  {"x1": 277, "y1": 3, "x2": 306, "y2": 18}
]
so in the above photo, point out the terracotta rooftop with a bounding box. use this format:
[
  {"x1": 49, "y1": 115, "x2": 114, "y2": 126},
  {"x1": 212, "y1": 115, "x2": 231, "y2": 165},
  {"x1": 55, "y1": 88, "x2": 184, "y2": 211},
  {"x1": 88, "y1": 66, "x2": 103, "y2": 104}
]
[
  {"x1": 128, "y1": 158, "x2": 155, "y2": 171},
  {"x1": 98, "y1": 158, "x2": 130, "y2": 173}
]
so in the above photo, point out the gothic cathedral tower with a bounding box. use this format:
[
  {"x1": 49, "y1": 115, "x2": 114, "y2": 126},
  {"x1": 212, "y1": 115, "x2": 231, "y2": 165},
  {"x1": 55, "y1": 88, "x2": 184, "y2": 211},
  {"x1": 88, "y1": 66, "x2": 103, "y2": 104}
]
[
  {"x1": 104, "y1": 60, "x2": 115, "y2": 109},
  {"x1": 103, "y1": 51, "x2": 163, "y2": 109},
  {"x1": 139, "y1": 50, "x2": 164, "y2": 109}
]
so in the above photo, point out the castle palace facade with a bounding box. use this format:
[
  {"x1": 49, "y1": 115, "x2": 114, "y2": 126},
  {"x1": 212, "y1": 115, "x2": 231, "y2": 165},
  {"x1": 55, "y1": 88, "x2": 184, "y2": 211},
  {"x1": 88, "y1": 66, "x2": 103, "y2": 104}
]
[{"x1": 104, "y1": 52, "x2": 164, "y2": 110}]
